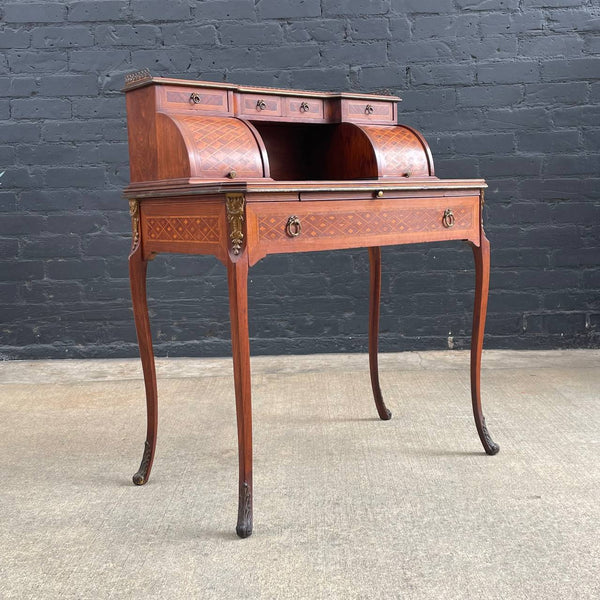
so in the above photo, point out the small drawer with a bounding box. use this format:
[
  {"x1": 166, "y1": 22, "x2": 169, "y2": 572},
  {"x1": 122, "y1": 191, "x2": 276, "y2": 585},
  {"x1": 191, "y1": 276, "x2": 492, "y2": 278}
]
[
  {"x1": 285, "y1": 97, "x2": 324, "y2": 120},
  {"x1": 247, "y1": 196, "x2": 479, "y2": 264},
  {"x1": 238, "y1": 93, "x2": 282, "y2": 118},
  {"x1": 341, "y1": 99, "x2": 394, "y2": 123},
  {"x1": 158, "y1": 86, "x2": 230, "y2": 115}
]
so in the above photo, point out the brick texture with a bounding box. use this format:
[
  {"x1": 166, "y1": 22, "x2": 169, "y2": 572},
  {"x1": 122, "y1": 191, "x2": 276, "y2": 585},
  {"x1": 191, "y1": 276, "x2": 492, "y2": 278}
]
[{"x1": 0, "y1": 0, "x2": 599, "y2": 359}]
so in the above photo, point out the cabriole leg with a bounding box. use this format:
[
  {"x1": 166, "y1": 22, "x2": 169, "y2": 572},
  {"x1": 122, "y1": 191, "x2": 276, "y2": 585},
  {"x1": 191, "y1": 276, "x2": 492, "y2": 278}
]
[
  {"x1": 369, "y1": 247, "x2": 392, "y2": 420},
  {"x1": 129, "y1": 239, "x2": 159, "y2": 485},
  {"x1": 469, "y1": 233, "x2": 499, "y2": 455},
  {"x1": 227, "y1": 253, "x2": 253, "y2": 538}
]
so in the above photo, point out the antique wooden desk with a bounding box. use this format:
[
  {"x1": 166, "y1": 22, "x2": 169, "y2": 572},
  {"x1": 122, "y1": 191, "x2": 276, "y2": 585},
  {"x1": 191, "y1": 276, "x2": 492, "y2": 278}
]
[{"x1": 123, "y1": 70, "x2": 499, "y2": 538}]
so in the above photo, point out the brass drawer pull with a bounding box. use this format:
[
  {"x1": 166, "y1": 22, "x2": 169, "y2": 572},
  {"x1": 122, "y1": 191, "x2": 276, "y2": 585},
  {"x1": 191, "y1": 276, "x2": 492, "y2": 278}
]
[
  {"x1": 285, "y1": 216, "x2": 301, "y2": 237},
  {"x1": 442, "y1": 208, "x2": 455, "y2": 228},
  {"x1": 365, "y1": 104, "x2": 374, "y2": 115},
  {"x1": 190, "y1": 93, "x2": 201, "y2": 104},
  {"x1": 256, "y1": 99, "x2": 267, "y2": 111},
  {"x1": 299, "y1": 101, "x2": 310, "y2": 112}
]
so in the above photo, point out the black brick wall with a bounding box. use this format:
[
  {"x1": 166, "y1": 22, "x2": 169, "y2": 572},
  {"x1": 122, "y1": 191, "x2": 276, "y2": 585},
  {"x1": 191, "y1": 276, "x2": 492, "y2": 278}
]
[{"x1": 1, "y1": 0, "x2": 599, "y2": 359}]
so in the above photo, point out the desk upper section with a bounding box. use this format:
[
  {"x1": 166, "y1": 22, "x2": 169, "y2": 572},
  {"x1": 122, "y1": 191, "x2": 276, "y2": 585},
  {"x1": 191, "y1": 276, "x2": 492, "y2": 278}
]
[
  {"x1": 123, "y1": 69, "x2": 401, "y2": 125},
  {"x1": 124, "y1": 71, "x2": 435, "y2": 190}
]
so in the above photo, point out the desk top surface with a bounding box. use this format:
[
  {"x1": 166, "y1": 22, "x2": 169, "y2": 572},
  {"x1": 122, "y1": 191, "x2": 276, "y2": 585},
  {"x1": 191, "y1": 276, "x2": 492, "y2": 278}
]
[{"x1": 125, "y1": 177, "x2": 487, "y2": 200}]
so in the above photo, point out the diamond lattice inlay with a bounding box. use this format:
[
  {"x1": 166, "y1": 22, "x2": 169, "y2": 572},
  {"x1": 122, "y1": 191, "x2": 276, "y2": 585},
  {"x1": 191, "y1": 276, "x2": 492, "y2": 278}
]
[
  {"x1": 146, "y1": 216, "x2": 221, "y2": 242},
  {"x1": 174, "y1": 115, "x2": 263, "y2": 178},
  {"x1": 258, "y1": 207, "x2": 471, "y2": 241},
  {"x1": 361, "y1": 125, "x2": 430, "y2": 176}
]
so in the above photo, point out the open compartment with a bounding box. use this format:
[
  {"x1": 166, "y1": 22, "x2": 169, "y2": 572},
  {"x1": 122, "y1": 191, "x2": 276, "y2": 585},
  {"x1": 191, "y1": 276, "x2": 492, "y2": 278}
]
[{"x1": 250, "y1": 120, "x2": 434, "y2": 181}]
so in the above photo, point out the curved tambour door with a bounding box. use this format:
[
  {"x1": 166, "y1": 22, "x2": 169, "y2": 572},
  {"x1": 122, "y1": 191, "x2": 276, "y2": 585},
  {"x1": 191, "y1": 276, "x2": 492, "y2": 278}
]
[
  {"x1": 325, "y1": 122, "x2": 434, "y2": 180},
  {"x1": 155, "y1": 114, "x2": 268, "y2": 180}
]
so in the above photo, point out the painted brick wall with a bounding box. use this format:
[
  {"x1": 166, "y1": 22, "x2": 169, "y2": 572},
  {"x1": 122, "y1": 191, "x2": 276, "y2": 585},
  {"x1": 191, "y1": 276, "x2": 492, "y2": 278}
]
[{"x1": 1, "y1": 0, "x2": 599, "y2": 359}]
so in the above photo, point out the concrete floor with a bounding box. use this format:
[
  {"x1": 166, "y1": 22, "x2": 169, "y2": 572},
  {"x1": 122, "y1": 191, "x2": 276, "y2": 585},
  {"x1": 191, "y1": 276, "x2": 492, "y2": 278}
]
[{"x1": 0, "y1": 350, "x2": 599, "y2": 600}]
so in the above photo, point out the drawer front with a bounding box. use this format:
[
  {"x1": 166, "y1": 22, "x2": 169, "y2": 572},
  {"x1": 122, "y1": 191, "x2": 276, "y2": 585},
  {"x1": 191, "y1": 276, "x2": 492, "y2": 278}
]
[
  {"x1": 285, "y1": 97, "x2": 324, "y2": 120},
  {"x1": 140, "y1": 199, "x2": 228, "y2": 262},
  {"x1": 342, "y1": 99, "x2": 394, "y2": 123},
  {"x1": 247, "y1": 196, "x2": 479, "y2": 264},
  {"x1": 158, "y1": 86, "x2": 230, "y2": 115},
  {"x1": 238, "y1": 93, "x2": 282, "y2": 118}
]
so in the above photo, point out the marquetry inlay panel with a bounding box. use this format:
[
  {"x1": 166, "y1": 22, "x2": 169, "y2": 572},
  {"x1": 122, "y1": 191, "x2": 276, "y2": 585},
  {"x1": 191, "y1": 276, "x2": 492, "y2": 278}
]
[
  {"x1": 360, "y1": 125, "x2": 430, "y2": 176},
  {"x1": 258, "y1": 206, "x2": 472, "y2": 241},
  {"x1": 172, "y1": 115, "x2": 264, "y2": 179},
  {"x1": 145, "y1": 216, "x2": 221, "y2": 243}
]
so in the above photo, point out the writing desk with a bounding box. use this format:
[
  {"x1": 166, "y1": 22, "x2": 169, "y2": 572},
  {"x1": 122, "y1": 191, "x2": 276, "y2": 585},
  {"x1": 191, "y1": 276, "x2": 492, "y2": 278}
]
[{"x1": 123, "y1": 71, "x2": 499, "y2": 538}]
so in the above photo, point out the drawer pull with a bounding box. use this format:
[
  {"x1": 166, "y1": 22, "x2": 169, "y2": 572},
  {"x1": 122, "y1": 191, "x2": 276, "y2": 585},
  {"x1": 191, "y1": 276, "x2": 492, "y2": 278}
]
[
  {"x1": 256, "y1": 99, "x2": 267, "y2": 111},
  {"x1": 365, "y1": 104, "x2": 375, "y2": 115},
  {"x1": 190, "y1": 93, "x2": 201, "y2": 104},
  {"x1": 299, "y1": 101, "x2": 310, "y2": 113},
  {"x1": 442, "y1": 209, "x2": 455, "y2": 228},
  {"x1": 285, "y1": 216, "x2": 302, "y2": 237}
]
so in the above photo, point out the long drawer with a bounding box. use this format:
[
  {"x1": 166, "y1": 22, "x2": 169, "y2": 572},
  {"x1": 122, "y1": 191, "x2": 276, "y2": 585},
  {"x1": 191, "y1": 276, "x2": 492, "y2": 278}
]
[{"x1": 246, "y1": 196, "x2": 479, "y2": 265}]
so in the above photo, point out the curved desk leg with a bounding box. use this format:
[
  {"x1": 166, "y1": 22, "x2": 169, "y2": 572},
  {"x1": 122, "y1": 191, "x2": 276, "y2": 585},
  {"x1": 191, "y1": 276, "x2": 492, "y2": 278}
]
[
  {"x1": 227, "y1": 253, "x2": 253, "y2": 538},
  {"x1": 129, "y1": 243, "x2": 159, "y2": 485},
  {"x1": 368, "y1": 247, "x2": 392, "y2": 420},
  {"x1": 469, "y1": 233, "x2": 499, "y2": 455}
]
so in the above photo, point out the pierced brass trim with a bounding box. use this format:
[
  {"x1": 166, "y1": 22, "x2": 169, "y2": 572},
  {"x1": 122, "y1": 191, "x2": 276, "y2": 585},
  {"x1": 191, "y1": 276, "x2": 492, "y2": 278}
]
[
  {"x1": 124, "y1": 68, "x2": 151, "y2": 86},
  {"x1": 226, "y1": 193, "x2": 245, "y2": 255},
  {"x1": 129, "y1": 199, "x2": 140, "y2": 249}
]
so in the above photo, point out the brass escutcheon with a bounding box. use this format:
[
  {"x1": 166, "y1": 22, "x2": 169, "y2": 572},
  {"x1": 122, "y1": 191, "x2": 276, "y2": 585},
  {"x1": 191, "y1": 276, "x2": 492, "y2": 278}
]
[
  {"x1": 442, "y1": 208, "x2": 455, "y2": 228},
  {"x1": 286, "y1": 216, "x2": 301, "y2": 237},
  {"x1": 190, "y1": 92, "x2": 201, "y2": 104},
  {"x1": 365, "y1": 104, "x2": 375, "y2": 115},
  {"x1": 256, "y1": 99, "x2": 267, "y2": 111},
  {"x1": 299, "y1": 101, "x2": 310, "y2": 112}
]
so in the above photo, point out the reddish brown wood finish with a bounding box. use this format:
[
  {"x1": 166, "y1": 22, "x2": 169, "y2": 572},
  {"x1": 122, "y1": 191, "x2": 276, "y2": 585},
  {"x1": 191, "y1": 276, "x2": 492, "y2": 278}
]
[
  {"x1": 123, "y1": 75, "x2": 430, "y2": 185},
  {"x1": 227, "y1": 252, "x2": 253, "y2": 538},
  {"x1": 325, "y1": 123, "x2": 379, "y2": 180},
  {"x1": 125, "y1": 86, "x2": 157, "y2": 183},
  {"x1": 128, "y1": 230, "x2": 158, "y2": 486},
  {"x1": 368, "y1": 247, "x2": 392, "y2": 420},
  {"x1": 140, "y1": 199, "x2": 228, "y2": 263},
  {"x1": 123, "y1": 75, "x2": 499, "y2": 539},
  {"x1": 171, "y1": 115, "x2": 265, "y2": 179},
  {"x1": 245, "y1": 196, "x2": 479, "y2": 266},
  {"x1": 157, "y1": 85, "x2": 231, "y2": 116},
  {"x1": 469, "y1": 233, "x2": 499, "y2": 455},
  {"x1": 359, "y1": 124, "x2": 432, "y2": 177},
  {"x1": 285, "y1": 96, "x2": 324, "y2": 120},
  {"x1": 339, "y1": 98, "x2": 396, "y2": 124}
]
